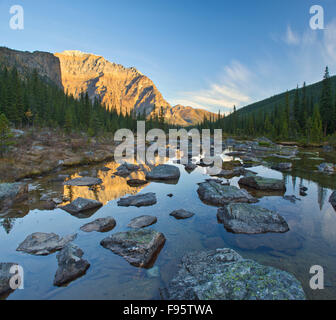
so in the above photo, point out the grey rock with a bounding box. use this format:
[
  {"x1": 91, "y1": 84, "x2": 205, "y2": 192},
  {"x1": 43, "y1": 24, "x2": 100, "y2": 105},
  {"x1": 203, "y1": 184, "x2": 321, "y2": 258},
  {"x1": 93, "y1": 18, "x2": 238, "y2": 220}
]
[
  {"x1": 0, "y1": 263, "x2": 18, "y2": 296},
  {"x1": 100, "y1": 167, "x2": 111, "y2": 172},
  {"x1": 217, "y1": 203, "x2": 289, "y2": 234},
  {"x1": 164, "y1": 248, "x2": 305, "y2": 300},
  {"x1": 114, "y1": 162, "x2": 140, "y2": 177},
  {"x1": 60, "y1": 197, "x2": 103, "y2": 214},
  {"x1": 283, "y1": 195, "x2": 301, "y2": 203},
  {"x1": 323, "y1": 145, "x2": 333, "y2": 152},
  {"x1": 271, "y1": 162, "x2": 292, "y2": 171},
  {"x1": 184, "y1": 163, "x2": 197, "y2": 173},
  {"x1": 118, "y1": 193, "x2": 157, "y2": 207},
  {"x1": 170, "y1": 209, "x2": 195, "y2": 220},
  {"x1": 80, "y1": 217, "x2": 116, "y2": 233},
  {"x1": 127, "y1": 179, "x2": 148, "y2": 187},
  {"x1": 330, "y1": 191, "x2": 336, "y2": 211},
  {"x1": 52, "y1": 198, "x2": 63, "y2": 205},
  {"x1": 0, "y1": 183, "x2": 28, "y2": 211},
  {"x1": 42, "y1": 200, "x2": 57, "y2": 210},
  {"x1": 54, "y1": 243, "x2": 90, "y2": 286},
  {"x1": 317, "y1": 163, "x2": 334, "y2": 173},
  {"x1": 197, "y1": 180, "x2": 258, "y2": 206},
  {"x1": 146, "y1": 165, "x2": 180, "y2": 181},
  {"x1": 226, "y1": 151, "x2": 246, "y2": 157},
  {"x1": 239, "y1": 176, "x2": 286, "y2": 191},
  {"x1": 100, "y1": 229, "x2": 166, "y2": 268},
  {"x1": 63, "y1": 177, "x2": 102, "y2": 187},
  {"x1": 16, "y1": 232, "x2": 77, "y2": 256},
  {"x1": 128, "y1": 215, "x2": 157, "y2": 228}
]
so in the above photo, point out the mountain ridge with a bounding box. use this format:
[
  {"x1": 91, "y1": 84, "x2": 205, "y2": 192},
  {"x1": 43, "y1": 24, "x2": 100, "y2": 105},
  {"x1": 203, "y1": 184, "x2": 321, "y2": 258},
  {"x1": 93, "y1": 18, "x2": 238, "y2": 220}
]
[{"x1": 0, "y1": 47, "x2": 215, "y2": 126}]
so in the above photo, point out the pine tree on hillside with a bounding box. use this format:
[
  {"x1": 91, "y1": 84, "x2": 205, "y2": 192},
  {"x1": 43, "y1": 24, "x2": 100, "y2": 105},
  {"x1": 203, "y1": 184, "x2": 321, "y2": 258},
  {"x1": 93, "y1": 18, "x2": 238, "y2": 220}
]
[
  {"x1": 0, "y1": 113, "x2": 14, "y2": 156},
  {"x1": 320, "y1": 66, "x2": 333, "y2": 136}
]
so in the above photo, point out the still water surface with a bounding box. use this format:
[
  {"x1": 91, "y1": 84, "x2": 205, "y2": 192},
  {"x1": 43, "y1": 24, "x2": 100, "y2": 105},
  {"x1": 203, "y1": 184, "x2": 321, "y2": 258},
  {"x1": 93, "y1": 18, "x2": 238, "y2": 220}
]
[{"x1": 1, "y1": 149, "x2": 336, "y2": 300}]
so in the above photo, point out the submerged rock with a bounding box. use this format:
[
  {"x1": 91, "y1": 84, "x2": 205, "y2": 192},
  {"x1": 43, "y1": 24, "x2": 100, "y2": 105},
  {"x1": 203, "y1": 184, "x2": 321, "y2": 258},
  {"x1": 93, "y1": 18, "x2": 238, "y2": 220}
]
[
  {"x1": 197, "y1": 180, "x2": 258, "y2": 206},
  {"x1": 238, "y1": 176, "x2": 286, "y2": 191},
  {"x1": 0, "y1": 263, "x2": 19, "y2": 296},
  {"x1": 16, "y1": 232, "x2": 77, "y2": 256},
  {"x1": 164, "y1": 248, "x2": 305, "y2": 300},
  {"x1": 0, "y1": 183, "x2": 28, "y2": 212},
  {"x1": 323, "y1": 145, "x2": 333, "y2": 152},
  {"x1": 317, "y1": 163, "x2": 334, "y2": 173},
  {"x1": 217, "y1": 203, "x2": 289, "y2": 234},
  {"x1": 128, "y1": 215, "x2": 157, "y2": 228},
  {"x1": 63, "y1": 177, "x2": 102, "y2": 187},
  {"x1": 100, "y1": 229, "x2": 166, "y2": 268},
  {"x1": 80, "y1": 217, "x2": 116, "y2": 233},
  {"x1": 60, "y1": 197, "x2": 103, "y2": 214},
  {"x1": 54, "y1": 243, "x2": 90, "y2": 286},
  {"x1": 127, "y1": 179, "x2": 148, "y2": 187},
  {"x1": 283, "y1": 195, "x2": 301, "y2": 203},
  {"x1": 117, "y1": 193, "x2": 157, "y2": 207},
  {"x1": 271, "y1": 162, "x2": 292, "y2": 171},
  {"x1": 170, "y1": 209, "x2": 195, "y2": 220},
  {"x1": 146, "y1": 165, "x2": 180, "y2": 181},
  {"x1": 330, "y1": 191, "x2": 336, "y2": 211}
]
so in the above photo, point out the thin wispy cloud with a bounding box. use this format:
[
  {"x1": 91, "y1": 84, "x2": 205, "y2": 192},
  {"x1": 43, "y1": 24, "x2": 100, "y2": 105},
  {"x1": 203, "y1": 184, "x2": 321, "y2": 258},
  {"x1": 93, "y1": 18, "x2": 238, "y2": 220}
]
[
  {"x1": 171, "y1": 61, "x2": 253, "y2": 114},
  {"x1": 283, "y1": 19, "x2": 336, "y2": 83},
  {"x1": 284, "y1": 25, "x2": 300, "y2": 45}
]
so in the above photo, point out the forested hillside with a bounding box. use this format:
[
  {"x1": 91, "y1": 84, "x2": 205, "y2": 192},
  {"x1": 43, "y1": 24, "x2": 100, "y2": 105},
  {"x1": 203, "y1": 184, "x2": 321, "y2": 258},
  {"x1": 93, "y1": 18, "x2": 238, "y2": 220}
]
[
  {"x1": 0, "y1": 66, "x2": 174, "y2": 137},
  {"x1": 199, "y1": 67, "x2": 336, "y2": 143}
]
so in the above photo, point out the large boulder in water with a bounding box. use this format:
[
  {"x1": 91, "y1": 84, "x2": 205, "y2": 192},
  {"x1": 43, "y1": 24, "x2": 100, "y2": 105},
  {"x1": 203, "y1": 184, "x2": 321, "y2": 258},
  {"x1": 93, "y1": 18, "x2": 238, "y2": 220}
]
[
  {"x1": 16, "y1": 232, "x2": 77, "y2": 256},
  {"x1": 114, "y1": 162, "x2": 140, "y2": 177},
  {"x1": 217, "y1": 203, "x2": 289, "y2": 234},
  {"x1": 60, "y1": 197, "x2": 103, "y2": 214},
  {"x1": 63, "y1": 177, "x2": 102, "y2": 187},
  {"x1": 117, "y1": 193, "x2": 157, "y2": 207},
  {"x1": 127, "y1": 215, "x2": 157, "y2": 228},
  {"x1": 100, "y1": 229, "x2": 166, "y2": 268},
  {"x1": 238, "y1": 175, "x2": 286, "y2": 191},
  {"x1": 0, "y1": 183, "x2": 28, "y2": 212},
  {"x1": 146, "y1": 165, "x2": 180, "y2": 181},
  {"x1": 170, "y1": 209, "x2": 195, "y2": 220},
  {"x1": 330, "y1": 191, "x2": 336, "y2": 211},
  {"x1": 271, "y1": 162, "x2": 292, "y2": 171},
  {"x1": 197, "y1": 180, "x2": 258, "y2": 206},
  {"x1": 163, "y1": 248, "x2": 305, "y2": 300},
  {"x1": 80, "y1": 217, "x2": 116, "y2": 233},
  {"x1": 54, "y1": 243, "x2": 90, "y2": 286}
]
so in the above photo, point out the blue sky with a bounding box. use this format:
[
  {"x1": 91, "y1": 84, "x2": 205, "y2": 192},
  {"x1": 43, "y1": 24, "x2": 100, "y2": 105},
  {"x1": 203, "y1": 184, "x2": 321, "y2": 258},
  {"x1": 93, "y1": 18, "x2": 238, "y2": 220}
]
[{"x1": 0, "y1": 0, "x2": 336, "y2": 113}]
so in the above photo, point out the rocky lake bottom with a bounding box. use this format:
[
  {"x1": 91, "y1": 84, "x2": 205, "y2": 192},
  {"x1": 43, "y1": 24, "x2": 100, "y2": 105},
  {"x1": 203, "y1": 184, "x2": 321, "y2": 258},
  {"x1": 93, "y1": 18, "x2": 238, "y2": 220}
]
[{"x1": 1, "y1": 143, "x2": 336, "y2": 300}]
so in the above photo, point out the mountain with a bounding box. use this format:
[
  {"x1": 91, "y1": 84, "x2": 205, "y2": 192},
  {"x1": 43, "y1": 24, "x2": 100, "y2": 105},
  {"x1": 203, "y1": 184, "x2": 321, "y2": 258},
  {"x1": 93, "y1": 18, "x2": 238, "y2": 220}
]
[
  {"x1": 167, "y1": 104, "x2": 216, "y2": 126},
  {"x1": 0, "y1": 47, "x2": 63, "y2": 88},
  {"x1": 0, "y1": 47, "x2": 215, "y2": 126}
]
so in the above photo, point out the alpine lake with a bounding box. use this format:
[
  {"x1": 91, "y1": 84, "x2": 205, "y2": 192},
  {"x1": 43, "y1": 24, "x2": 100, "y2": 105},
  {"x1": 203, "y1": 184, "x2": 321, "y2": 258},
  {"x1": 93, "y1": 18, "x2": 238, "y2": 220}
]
[{"x1": 1, "y1": 140, "x2": 336, "y2": 300}]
